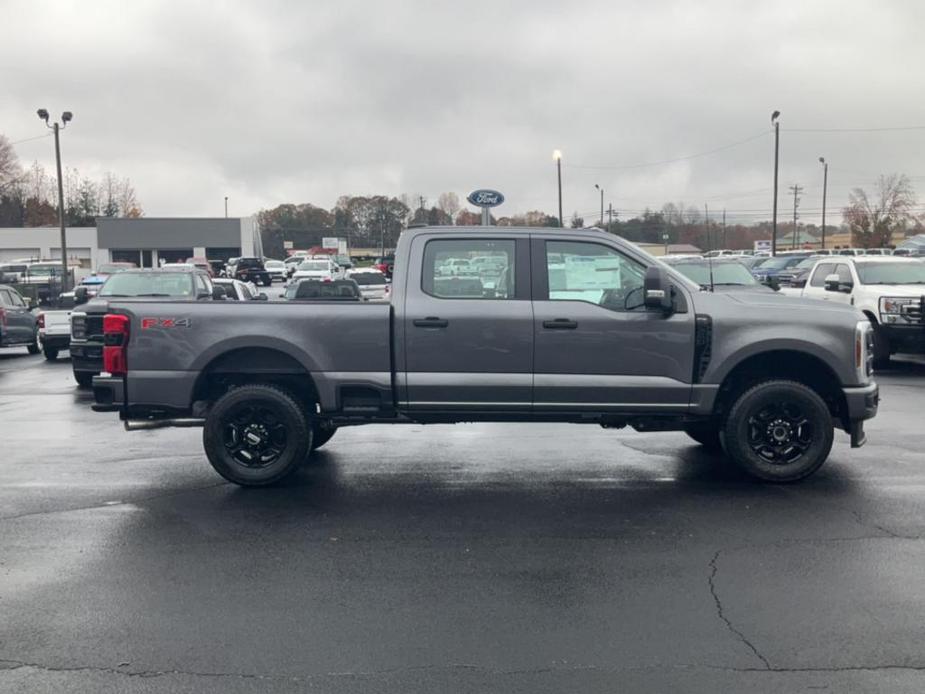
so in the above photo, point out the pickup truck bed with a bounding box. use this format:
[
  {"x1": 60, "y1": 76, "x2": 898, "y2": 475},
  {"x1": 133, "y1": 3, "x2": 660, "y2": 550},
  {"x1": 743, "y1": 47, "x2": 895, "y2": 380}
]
[{"x1": 91, "y1": 226, "x2": 879, "y2": 486}]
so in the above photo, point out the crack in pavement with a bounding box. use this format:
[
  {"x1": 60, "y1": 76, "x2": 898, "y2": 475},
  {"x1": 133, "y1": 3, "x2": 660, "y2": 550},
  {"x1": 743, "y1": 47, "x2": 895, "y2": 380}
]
[
  {"x1": 6, "y1": 657, "x2": 925, "y2": 682},
  {"x1": 708, "y1": 549, "x2": 772, "y2": 670}
]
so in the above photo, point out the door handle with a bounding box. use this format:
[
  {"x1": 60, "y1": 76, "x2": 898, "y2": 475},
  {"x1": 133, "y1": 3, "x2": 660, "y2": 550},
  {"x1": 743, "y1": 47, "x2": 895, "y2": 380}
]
[
  {"x1": 413, "y1": 317, "x2": 449, "y2": 328},
  {"x1": 543, "y1": 318, "x2": 578, "y2": 329}
]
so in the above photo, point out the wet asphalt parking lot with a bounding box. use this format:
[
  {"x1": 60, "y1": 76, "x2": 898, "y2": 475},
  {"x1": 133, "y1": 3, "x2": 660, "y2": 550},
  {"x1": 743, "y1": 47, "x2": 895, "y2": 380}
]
[{"x1": 1, "y1": 345, "x2": 925, "y2": 693}]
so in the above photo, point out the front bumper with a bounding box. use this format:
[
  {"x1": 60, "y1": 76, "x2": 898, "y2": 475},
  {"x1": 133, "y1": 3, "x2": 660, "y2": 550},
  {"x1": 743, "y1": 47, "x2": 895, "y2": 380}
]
[
  {"x1": 69, "y1": 341, "x2": 103, "y2": 373},
  {"x1": 842, "y1": 381, "x2": 879, "y2": 448},
  {"x1": 880, "y1": 324, "x2": 925, "y2": 354}
]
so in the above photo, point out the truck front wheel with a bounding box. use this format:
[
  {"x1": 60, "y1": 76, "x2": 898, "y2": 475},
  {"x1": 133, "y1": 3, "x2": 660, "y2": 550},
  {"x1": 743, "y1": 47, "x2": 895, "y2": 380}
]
[
  {"x1": 722, "y1": 380, "x2": 833, "y2": 483},
  {"x1": 311, "y1": 424, "x2": 337, "y2": 450},
  {"x1": 203, "y1": 384, "x2": 313, "y2": 486}
]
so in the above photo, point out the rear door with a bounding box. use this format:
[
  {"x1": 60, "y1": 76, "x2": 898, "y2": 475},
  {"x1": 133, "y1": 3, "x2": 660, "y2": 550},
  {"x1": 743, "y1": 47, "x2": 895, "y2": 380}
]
[
  {"x1": 399, "y1": 233, "x2": 533, "y2": 411},
  {"x1": 531, "y1": 236, "x2": 696, "y2": 411}
]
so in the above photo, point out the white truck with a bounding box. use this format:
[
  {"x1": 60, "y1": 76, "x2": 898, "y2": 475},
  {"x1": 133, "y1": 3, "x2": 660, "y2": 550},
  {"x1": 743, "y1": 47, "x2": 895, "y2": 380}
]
[
  {"x1": 37, "y1": 293, "x2": 75, "y2": 360},
  {"x1": 799, "y1": 256, "x2": 925, "y2": 367}
]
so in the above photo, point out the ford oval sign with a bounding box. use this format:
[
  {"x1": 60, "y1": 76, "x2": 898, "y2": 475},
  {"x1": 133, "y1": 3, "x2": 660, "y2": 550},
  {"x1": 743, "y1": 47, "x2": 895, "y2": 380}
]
[{"x1": 467, "y1": 189, "x2": 505, "y2": 208}]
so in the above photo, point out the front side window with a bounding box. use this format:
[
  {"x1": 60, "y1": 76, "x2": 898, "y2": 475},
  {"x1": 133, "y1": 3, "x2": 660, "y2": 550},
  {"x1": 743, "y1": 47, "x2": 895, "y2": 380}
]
[
  {"x1": 835, "y1": 264, "x2": 853, "y2": 284},
  {"x1": 8, "y1": 290, "x2": 25, "y2": 307},
  {"x1": 545, "y1": 241, "x2": 646, "y2": 312},
  {"x1": 810, "y1": 263, "x2": 836, "y2": 287},
  {"x1": 422, "y1": 239, "x2": 515, "y2": 299},
  {"x1": 856, "y1": 262, "x2": 925, "y2": 285}
]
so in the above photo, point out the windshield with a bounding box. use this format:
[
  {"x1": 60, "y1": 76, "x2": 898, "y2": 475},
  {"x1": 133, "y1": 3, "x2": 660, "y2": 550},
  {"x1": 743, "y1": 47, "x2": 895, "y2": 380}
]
[
  {"x1": 756, "y1": 257, "x2": 798, "y2": 270},
  {"x1": 98, "y1": 272, "x2": 195, "y2": 297},
  {"x1": 26, "y1": 265, "x2": 61, "y2": 277},
  {"x1": 669, "y1": 262, "x2": 758, "y2": 286},
  {"x1": 857, "y1": 262, "x2": 925, "y2": 285},
  {"x1": 265, "y1": 261, "x2": 285, "y2": 269},
  {"x1": 298, "y1": 261, "x2": 331, "y2": 271},
  {"x1": 349, "y1": 272, "x2": 387, "y2": 285}
]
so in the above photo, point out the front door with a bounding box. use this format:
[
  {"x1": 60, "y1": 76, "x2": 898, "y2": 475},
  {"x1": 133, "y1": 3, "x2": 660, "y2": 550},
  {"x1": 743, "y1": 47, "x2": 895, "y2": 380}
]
[
  {"x1": 531, "y1": 237, "x2": 696, "y2": 411},
  {"x1": 400, "y1": 234, "x2": 533, "y2": 411}
]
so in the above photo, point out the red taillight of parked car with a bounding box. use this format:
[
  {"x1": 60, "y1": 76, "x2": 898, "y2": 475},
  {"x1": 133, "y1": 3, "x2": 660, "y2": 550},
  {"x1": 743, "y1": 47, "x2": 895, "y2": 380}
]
[
  {"x1": 103, "y1": 313, "x2": 130, "y2": 376},
  {"x1": 37, "y1": 313, "x2": 45, "y2": 329}
]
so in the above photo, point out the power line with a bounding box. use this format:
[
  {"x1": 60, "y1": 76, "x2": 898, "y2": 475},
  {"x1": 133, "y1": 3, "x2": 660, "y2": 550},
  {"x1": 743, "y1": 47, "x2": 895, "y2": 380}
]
[
  {"x1": 6, "y1": 133, "x2": 52, "y2": 146},
  {"x1": 784, "y1": 125, "x2": 925, "y2": 133},
  {"x1": 563, "y1": 131, "x2": 769, "y2": 171}
]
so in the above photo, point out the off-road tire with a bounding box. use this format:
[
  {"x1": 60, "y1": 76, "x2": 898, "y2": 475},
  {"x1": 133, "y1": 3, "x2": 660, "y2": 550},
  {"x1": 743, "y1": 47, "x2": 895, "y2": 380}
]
[
  {"x1": 43, "y1": 346, "x2": 59, "y2": 361},
  {"x1": 311, "y1": 425, "x2": 337, "y2": 451},
  {"x1": 722, "y1": 380, "x2": 833, "y2": 483},
  {"x1": 74, "y1": 371, "x2": 94, "y2": 387},
  {"x1": 27, "y1": 328, "x2": 40, "y2": 355}
]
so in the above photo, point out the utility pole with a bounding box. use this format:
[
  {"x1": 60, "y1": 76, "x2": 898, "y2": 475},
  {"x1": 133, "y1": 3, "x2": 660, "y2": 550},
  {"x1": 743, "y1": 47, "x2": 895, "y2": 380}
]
[
  {"x1": 704, "y1": 203, "x2": 710, "y2": 251},
  {"x1": 594, "y1": 184, "x2": 604, "y2": 226},
  {"x1": 37, "y1": 108, "x2": 73, "y2": 292},
  {"x1": 771, "y1": 111, "x2": 781, "y2": 256},
  {"x1": 819, "y1": 157, "x2": 828, "y2": 249},
  {"x1": 722, "y1": 209, "x2": 726, "y2": 249},
  {"x1": 553, "y1": 150, "x2": 563, "y2": 227},
  {"x1": 607, "y1": 203, "x2": 613, "y2": 231},
  {"x1": 224, "y1": 196, "x2": 228, "y2": 218},
  {"x1": 789, "y1": 184, "x2": 804, "y2": 249}
]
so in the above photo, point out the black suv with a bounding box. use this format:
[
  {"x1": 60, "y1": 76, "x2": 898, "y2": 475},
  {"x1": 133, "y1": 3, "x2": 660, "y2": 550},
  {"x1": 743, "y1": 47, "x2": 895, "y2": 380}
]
[{"x1": 232, "y1": 258, "x2": 271, "y2": 286}]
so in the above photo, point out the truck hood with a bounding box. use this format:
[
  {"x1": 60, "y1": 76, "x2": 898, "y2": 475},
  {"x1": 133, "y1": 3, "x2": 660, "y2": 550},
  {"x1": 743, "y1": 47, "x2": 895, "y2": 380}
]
[
  {"x1": 857, "y1": 284, "x2": 925, "y2": 297},
  {"x1": 692, "y1": 287, "x2": 862, "y2": 317}
]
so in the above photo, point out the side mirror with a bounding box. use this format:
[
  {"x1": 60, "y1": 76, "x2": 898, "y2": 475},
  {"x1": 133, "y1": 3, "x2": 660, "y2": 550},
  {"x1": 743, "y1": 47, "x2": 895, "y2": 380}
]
[
  {"x1": 23, "y1": 297, "x2": 33, "y2": 309},
  {"x1": 211, "y1": 286, "x2": 227, "y2": 300},
  {"x1": 823, "y1": 273, "x2": 853, "y2": 292},
  {"x1": 644, "y1": 266, "x2": 673, "y2": 314},
  {"x1": 767, "y1": 276, "x2": 780, "y2": 291},
  {"x1": 74, "y1": 286, "x2": 89, "y2": 305}
]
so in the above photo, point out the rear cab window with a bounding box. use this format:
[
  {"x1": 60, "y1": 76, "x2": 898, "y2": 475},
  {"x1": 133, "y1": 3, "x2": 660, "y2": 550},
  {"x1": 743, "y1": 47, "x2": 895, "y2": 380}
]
[{"x1": 422, "y1": 239, "x2": 516, "y2": 299}]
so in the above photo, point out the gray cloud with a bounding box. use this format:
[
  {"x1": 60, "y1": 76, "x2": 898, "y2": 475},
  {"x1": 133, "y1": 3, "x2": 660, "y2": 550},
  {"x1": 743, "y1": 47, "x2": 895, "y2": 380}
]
[{"x1": 3, "y1": 0, "x2": 924, "y2": 224}]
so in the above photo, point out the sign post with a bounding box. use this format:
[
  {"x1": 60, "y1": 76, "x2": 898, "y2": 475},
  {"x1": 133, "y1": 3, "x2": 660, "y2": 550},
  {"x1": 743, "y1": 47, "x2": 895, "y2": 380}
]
[{"x1": 467, "y1": 189, "x2": 505, "y2": 226}]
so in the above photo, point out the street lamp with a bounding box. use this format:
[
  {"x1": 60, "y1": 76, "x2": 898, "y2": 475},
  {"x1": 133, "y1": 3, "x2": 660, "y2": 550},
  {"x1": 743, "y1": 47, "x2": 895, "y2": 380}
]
[
  {"x1": 771, "y1": 110, "x2": 780, "y2": 257},
  {"x1": 594, "y1": 184, "x2": 604, "y2": 226},
  {"x1": 553, "y1": 149, "x2": 563, "y2": 228},
  {"x1": 37, "y1": 108, "x2": 73, "y2": 291},
  {"x1": 819, "y1": 157, "x2": 828, "y2": 250}
]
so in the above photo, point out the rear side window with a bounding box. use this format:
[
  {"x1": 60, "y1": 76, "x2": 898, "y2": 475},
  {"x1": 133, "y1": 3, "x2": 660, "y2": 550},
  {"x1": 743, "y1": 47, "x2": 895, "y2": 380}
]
[
  {"x1": 810, "y1": 263, "x2": 835, "y2": 287},
  {"x1": 422, "y1": 239, "x2": 515, "y2": 299}
]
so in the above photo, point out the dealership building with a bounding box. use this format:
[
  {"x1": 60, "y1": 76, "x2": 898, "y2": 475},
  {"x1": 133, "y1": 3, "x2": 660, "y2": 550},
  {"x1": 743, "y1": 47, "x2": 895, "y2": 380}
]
[{"x1": 0, "y1": 217, "x2": 261, "y2": 268}]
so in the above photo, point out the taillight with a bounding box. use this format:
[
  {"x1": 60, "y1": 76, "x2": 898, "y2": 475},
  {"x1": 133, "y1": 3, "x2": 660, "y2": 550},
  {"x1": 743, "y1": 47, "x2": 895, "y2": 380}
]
[
  {"x1": 37, "y1": 313, "x2": 45, "y2": 329},
  {"x1": 0, "y1": 307, "x2": 6, "y2": 326},
  {"x1": 103, "y1": 313, "x2": 130, "y2": 376}
]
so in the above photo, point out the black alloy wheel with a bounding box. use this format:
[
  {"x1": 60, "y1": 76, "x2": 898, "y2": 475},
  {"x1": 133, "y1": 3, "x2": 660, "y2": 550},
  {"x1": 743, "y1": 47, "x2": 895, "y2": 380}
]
[
  {"x1": 203, "y1": 384, "x2": 311, "y2": 486},
  {"x1": 722, "y1": 380, "x2": 833, "y2": 482}
]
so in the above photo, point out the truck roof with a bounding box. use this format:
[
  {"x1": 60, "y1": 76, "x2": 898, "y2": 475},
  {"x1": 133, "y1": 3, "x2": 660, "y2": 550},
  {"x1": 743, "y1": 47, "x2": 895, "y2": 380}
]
[{"x1": 405, "y1": 225, "x2": 604, "y2": 234}]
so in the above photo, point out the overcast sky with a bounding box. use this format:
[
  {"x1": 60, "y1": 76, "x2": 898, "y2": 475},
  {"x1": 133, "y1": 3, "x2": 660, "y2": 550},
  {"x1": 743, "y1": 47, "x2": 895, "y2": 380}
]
[{"x1": 3, "y1": 0, "x2": 924, "y2": 224}]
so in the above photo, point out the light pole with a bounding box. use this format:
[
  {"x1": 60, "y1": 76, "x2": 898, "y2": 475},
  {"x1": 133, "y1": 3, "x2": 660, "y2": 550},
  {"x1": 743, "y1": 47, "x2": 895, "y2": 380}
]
[
  {"x1": 594, "y1": 184, "x2": 604, "y2": 226},
  {"x1": 224, "y1": 196, "x2": 229, "y2": 218},
  {"x1": 553, "y1": 150, "x2": 563, "y2": 228},
  {"x1": 771, "y1": 110, "x2": 780, "y2": 257},
  {"x1": 37, "y1": 108, "x2": 73, "y2": 291},
  {"x1": 819, "y1": 157, "x2": 828, "y2": 249}
]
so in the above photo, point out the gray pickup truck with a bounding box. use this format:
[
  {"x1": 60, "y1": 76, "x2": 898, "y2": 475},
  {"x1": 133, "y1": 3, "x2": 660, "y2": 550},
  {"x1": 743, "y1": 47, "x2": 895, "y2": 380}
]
[{"x1": 91, "y1": 226, "x2": 879, "y2": 486}]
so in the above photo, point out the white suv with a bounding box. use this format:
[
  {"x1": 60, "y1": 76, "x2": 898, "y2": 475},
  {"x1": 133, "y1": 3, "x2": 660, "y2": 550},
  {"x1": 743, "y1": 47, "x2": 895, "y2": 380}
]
[{"x1": 801, "y1": 256, "x2": 925, "y2": 366}]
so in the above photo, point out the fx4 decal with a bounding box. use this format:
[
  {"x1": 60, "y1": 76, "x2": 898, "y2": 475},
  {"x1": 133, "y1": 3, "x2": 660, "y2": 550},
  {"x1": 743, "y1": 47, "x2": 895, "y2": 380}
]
[{"x1": 141, "y1": 317, "x2": 192, "y2": 329}]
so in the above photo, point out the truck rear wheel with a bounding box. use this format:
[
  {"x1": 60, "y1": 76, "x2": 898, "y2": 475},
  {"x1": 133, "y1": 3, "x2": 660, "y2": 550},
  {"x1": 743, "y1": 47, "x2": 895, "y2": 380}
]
[
  {"x1": 27, "y1": 328, "x2": 40, "y2": 355},
  {"x1": 43, "y1": 346, "x2": 59, "y2": 361},
  {"x1": 722, "y1": 380, "x2": 833, "y2": 483},
  {"x1": 74, "y1": 371, "x2": 94, "y2": 387},
  {"x1": 203, "y1": 384, "x2": 312, "y2": 486}
]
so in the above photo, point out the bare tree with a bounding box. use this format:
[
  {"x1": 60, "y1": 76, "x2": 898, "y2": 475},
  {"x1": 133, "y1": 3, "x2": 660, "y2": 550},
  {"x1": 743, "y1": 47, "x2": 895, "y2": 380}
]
[
  {"x1": 0, "y1": 135, "x2": 21, "y2": 189},
  {"x1": 437, "y1": 192, "x2": 460, "y2": 221},
  {"x1": 843, "y1": 174, "x2": 916, "y2": 248}
]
